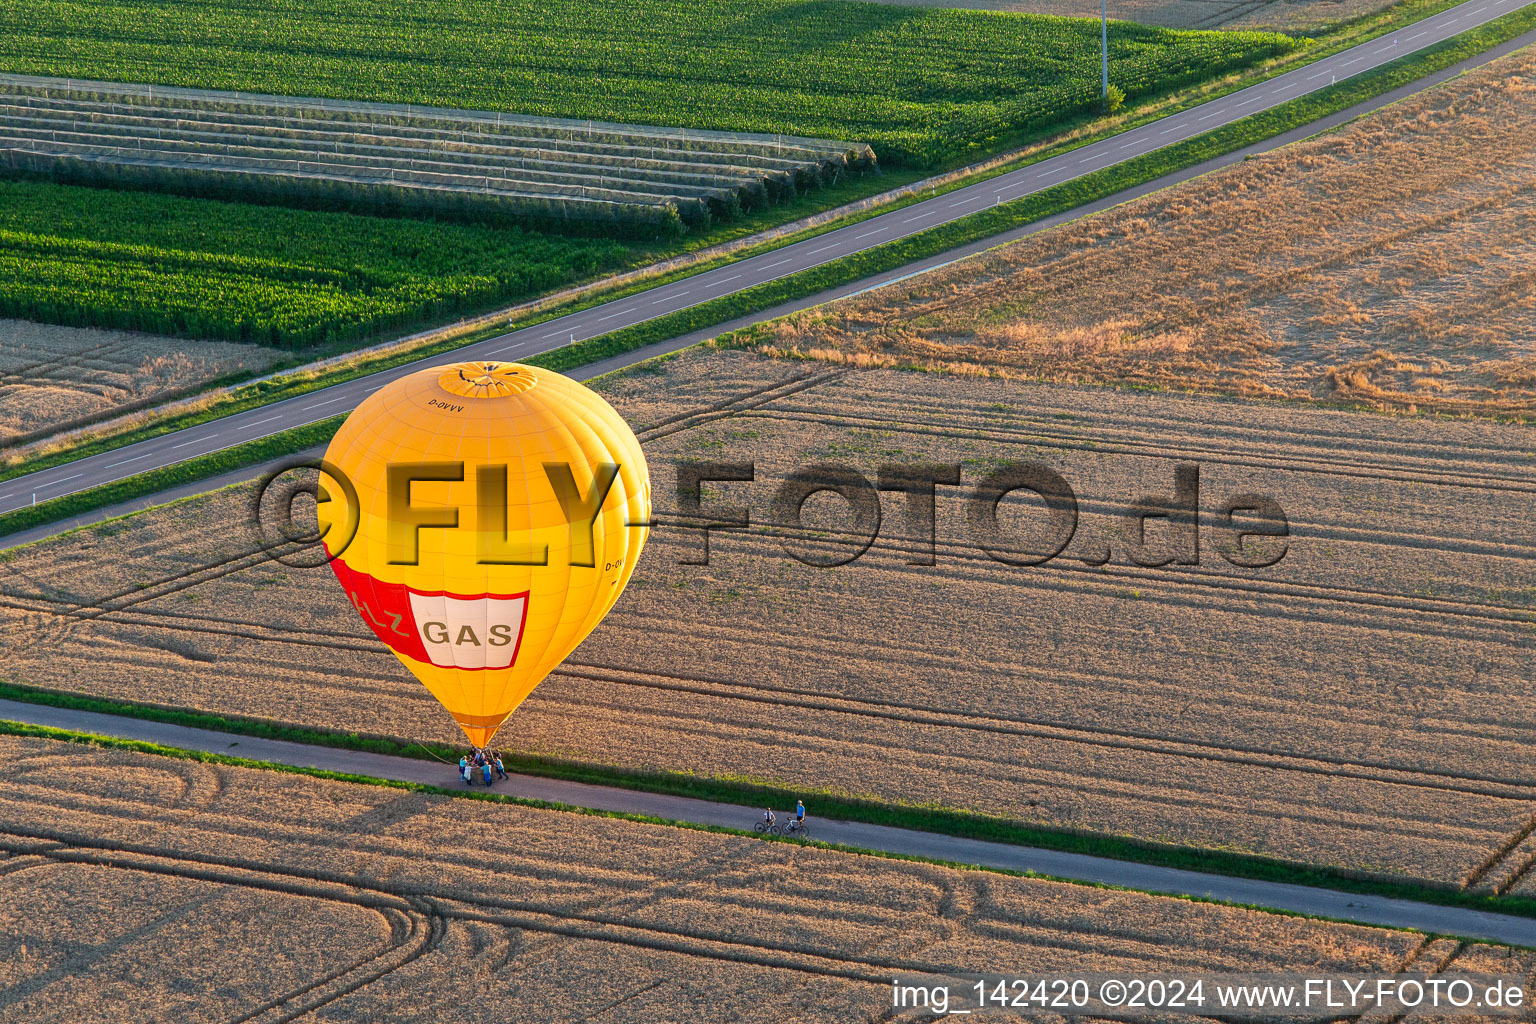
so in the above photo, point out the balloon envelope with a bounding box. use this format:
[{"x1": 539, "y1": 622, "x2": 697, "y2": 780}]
[{"x1": 318, "y1": 361, "x2": 650, "y2": 746}]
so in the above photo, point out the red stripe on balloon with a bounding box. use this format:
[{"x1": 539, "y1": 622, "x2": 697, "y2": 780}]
[{"x1": 329, "y1": 557, "x2": 431, "y2": 664}]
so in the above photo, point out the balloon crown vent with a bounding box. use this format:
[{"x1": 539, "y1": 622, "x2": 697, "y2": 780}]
[{"x1": 437, "y1": 361, "x2": 538, "y2": 398}]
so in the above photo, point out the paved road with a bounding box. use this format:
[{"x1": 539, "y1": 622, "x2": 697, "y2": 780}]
[
  {"x1": 1, "y1": 0, "x2": 1530, "y2": 521},
  {"x1": 4, "y1": 697, "x2": 1534, "y2": 946}
]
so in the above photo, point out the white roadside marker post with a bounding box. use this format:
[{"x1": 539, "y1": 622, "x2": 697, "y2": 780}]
[{"x1": 1101, "y1": 0, "x2": 1110, "y2": 109}]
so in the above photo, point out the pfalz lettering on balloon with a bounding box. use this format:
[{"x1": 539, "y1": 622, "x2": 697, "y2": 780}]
[
  {"x1": 316, "y1": 361, "x2": 652, "y2": 748},
  {"x1": 348, "y1": 590, "x2": 408, "y2": 637}
]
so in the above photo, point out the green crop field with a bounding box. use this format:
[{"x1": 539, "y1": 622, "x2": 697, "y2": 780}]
[
  {"x1": 0, "y1": 0, "x2": 1299, "y2": 167},
  {"x1": 0, "y1": 179, "x2": 632, "y2": 348}
]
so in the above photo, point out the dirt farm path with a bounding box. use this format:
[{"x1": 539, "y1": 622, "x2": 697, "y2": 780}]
[{"x1": 5, "y1": 698, "x2": 1535, "y2": 947}]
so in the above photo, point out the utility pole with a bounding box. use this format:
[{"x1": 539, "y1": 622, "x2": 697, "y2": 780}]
[{"x1": 1101, "y1": 0, "x2": 1110, "y2": 109}]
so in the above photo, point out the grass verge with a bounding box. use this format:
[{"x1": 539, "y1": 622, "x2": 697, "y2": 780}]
[
  {"x1": 1, "y1": 680, "x2": 1535, "y2": 928},
  {"x1": 4, "y1": 5, "x2": 1533, "y2": 541}
]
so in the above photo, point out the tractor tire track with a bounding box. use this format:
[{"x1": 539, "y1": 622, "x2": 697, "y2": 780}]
[
  {"x1": 0, "y1": 338, "x2": 124, "y2": 390},
  {"x1": 829, "y1": 388, "x2": 1536, "y2": 474},
  {"x1": 2, "y1": 582, "x2": 1530, "y2": 803},
  {"x1": 633, "y1": 367, "x2": 850, "y2": 445},
  {"x1": 739, "y1": 407, "x2": 1536, "y2": 496},
  {"x1": 6, "y1": 506, "x2": 1533, "y2": 662},
  {"x1": 20, "y1": 588, "x2": 1536, "y2": 803},
  {"x1": 0, "y1": 825, "x2": 923, "y2": 988},
  {"x1": 639, "y1": 520, "x2": 1536, "y2": 632},
  {"x1": 235, "y1": 901, "x2": 447, "y2": 1024}
]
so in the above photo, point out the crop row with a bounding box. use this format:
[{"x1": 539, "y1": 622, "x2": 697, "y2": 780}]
[
  {"x1": 0, "y1": 80, "x2": 875, "y2": 233},
  {"x1": 0, "y1": 178, "x2": 636, "y2": 349},
  {"x1": 0, "y1": 0, "x2": 1301, "y2": 168}
]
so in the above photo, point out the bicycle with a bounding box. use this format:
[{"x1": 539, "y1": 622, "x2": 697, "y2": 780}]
[
  {"x1": 781, "y1": 818, "x2": 810, "y2": 840},
  {"x1": 753, "y1": 819, "x2": 781, "y2": 835}
]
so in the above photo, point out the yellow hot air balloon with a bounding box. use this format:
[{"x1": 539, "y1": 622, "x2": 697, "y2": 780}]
[{"x1": 317, "y1": 361, "x2": 650, "y2": 747}]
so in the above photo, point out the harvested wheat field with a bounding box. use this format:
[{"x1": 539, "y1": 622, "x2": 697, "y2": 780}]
[
  {"x1": 757, "y1": 48, "x2": 1536, "y2": 420},
  {"x1": 2, "y1": 348, "x2": 1534, "y2": 888},
  {"x1": 837, "y1": 0, "x2": 1396, "y2": 32},
  {"x1": 0, "y1": 731, "x2": 1513, "y2": 1023},
  {"x1": 0, "y1": 319, "x2": 281, "y2": 447}
]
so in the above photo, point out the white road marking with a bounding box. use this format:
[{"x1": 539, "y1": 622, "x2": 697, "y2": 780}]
[
  {"x1": 760, "y1": 258, "x2": 794, "y2": 270},
  {"x1": 1407, "y1": 30, "x2": 1429, "y2": 40},
  {"x1": 710, "y1": 274, "x2": 742, "y2": 287},
  {"x1": 807, "y1": 242, "x2": 841, "y2": 254},
  {"x1": 1120, "y1": 139, "x2": 1141, "y2": 149},
  {"x1": 47, "y1": 473, "x2": 84, "y2": 485},
  {"x1": 596, "y1": 306, "x2": 636, "y2": 322},
  {"x1": 652, "y1": 295, "x2": 672, "y2": 304},
  {"x1": 243, "y1": 414, "x2": 284, "y2": 427},
  {"x1": 104, "y1": 453, "x2": 154, "y2": 469},
  {"x1": 1237, "y1": 95, "x2": 1261, "y2": 106},
  {"x1": 540, "y1": 328, "x2": 566, "y2": 338},
  {"x1": 1080, "y1": 151, "x2": 1110, "y2": 164},
  {"x1": 302, "y1": 394, "x2": 349, "y2": 409},
  {"x1": 1309, "y1": 69, "x2": 1332, "y2": 79},
  {"x1": 855, "y1": 226, "x2": 887, "y2": 239},
  {"x1": 1038, "y1": 167, "x2": 1065, "y2": 177},
  {"x1": 950, "y1": 195, "x2": 983, "y2": 206},
  {"x1": 365, "y1": 384, "x2": 387, "y2": 392},
  {"x1": 1159, "y1": 125, "x2": 1182, "y2": 134},
  {"x1": 901, "y1": 211, "x2": 933, "y2": 224},
  {"x1": 1198, "y1": 109, "x2": 1224, "y2": 121}
]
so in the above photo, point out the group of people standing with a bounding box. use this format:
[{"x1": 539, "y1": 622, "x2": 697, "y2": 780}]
[
  {"x1": 762, "y1": 800, "x2": 808, "y2": 833},
  {"x1": 459, "y1": 748, "x2": 507, "y2": 786}
]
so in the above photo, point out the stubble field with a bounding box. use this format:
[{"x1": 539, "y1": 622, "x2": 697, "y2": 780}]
[
  {"x1": 2, "y1": 347, "x2": 1534, "y2": 888},
  {"x1": 755, "y1": 49, "x2": 1536, "y2": 420},
  {"x1": 0, "y1": 319, "x2": 283, "y2": 447},
  {"x1": 0, "y1": 732, "x2": 1507, "y2": 1022}
]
